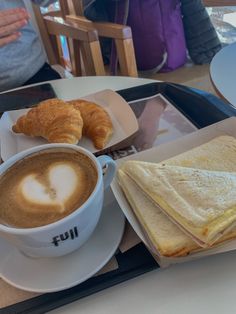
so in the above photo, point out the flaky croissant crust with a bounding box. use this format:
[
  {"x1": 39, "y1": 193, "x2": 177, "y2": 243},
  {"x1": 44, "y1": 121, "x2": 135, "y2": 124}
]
[
  {"x1": 12, "y1": 98, "x2": 113, "y2": 149},
  {"x1": 12, "y1": 98, "x2": 83, "y2": 144},
  {"x1": 68, "y1": 99, "x2": 113, "y2": 149}
]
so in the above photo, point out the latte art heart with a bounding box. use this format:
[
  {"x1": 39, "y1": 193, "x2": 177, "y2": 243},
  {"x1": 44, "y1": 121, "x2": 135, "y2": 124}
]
[
  {"x1": 20, "y1": 164, "x2": 79, "y2": 213},
  {"x1": 0, "y1": 148, "x2": 98, "y2": 228}
]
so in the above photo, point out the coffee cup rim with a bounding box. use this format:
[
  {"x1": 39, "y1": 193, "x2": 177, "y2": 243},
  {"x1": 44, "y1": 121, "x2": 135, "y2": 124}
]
[{"x1": 0, "y1": 143, "x2": 103, "y2": 234}]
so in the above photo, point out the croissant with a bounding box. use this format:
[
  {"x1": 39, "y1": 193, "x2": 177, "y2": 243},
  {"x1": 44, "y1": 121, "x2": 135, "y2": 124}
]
[
  {"x1": 68, "y1": 99, "x2": 113, "y2": 149},
  {"x1": 12, "y1": 98, "x2": 83, "y2": 144}
]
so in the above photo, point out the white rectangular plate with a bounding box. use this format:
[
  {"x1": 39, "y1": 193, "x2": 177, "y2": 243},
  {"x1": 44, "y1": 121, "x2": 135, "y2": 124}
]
[
  {"x1": 111, "y1": 117, "x2": 236, "y2": 266},
  {"x1": 0, "y1": 89, "x2": 138, "y2": 161}
]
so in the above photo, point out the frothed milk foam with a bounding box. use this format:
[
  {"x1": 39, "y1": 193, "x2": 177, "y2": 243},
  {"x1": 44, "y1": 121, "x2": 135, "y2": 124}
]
[{"x1": 0, "y1": 148, "x2": 97, "y2": 228}]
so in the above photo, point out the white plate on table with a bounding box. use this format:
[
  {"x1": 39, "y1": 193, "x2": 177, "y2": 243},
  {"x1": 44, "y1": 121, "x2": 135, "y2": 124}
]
[
  {"x1": 0, "y1": 89, "x2": 139, "y2": 161},
  {"x1": 111, "y1": 117, "x2": 236, "y2": 264},
  {"x1": 0, "y1": 189, "x2": 125, "y2": 293}
]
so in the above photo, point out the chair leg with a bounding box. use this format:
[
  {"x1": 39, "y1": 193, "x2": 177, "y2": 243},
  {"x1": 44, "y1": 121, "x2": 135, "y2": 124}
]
[
  {"x1": 81, "y1": 41, "x2": 106, "y2": 76},
  {"x1": 115, "y1": 38, "x2": 138, "y2": 77}
]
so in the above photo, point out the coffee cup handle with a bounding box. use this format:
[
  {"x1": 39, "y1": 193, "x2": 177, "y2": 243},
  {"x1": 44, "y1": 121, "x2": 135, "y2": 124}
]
[{"x1": 97, "y1": 155, "x2": 116, "y2": 190}]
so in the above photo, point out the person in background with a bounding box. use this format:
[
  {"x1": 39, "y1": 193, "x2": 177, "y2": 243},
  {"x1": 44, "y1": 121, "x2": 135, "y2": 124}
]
[
  {"x1": 180, "y1": 0, "x2": 222, "y2": 64},
  {"x1": 0, "y1": 0, "x2": 61, "y2": 92}
]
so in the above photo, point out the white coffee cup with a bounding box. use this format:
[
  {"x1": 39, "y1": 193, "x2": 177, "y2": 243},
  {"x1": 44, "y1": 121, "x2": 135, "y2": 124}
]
[{"x1": 0, "y1": 144, "x2": 116, "y2": 258}]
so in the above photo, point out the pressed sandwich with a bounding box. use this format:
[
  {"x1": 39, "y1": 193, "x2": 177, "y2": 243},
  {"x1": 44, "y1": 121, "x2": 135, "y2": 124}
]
[
  {"x1": 119, "y1": 135, "x2": 236, "y2": 247},
  {"x1": 118, "y1": 169, "x2": 236, "y2": 256},
  {"x1": 118, "y1": 170, "x2": 199, "y2": 256}
]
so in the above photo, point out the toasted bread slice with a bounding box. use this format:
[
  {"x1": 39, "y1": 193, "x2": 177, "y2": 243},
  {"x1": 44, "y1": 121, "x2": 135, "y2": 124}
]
[{"x1": 120, "y1": 135, "x2": 236, "y2": 247}]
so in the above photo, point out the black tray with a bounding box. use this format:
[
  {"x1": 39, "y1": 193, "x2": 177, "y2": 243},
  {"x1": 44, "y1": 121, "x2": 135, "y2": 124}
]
[{"x1": 2, "y1": 82, "x2": 236, "y2": 314}]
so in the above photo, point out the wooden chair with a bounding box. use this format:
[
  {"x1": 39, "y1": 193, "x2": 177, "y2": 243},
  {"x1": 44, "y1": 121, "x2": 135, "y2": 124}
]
[
  {"x1": 54, "y1": 0, "x2": 138, "y2": 77},
  {"x1": 32, "y1": 2, "x2": 106, "y2": 77}
]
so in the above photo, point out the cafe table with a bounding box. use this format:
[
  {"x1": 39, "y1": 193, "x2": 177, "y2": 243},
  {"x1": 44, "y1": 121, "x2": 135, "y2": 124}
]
[
  {"x1": 210, "y1": 42, "x2": 236, "y2": 107},
  {"x1": 2, "y1": 76, "x2": 236, "y2": 314}
]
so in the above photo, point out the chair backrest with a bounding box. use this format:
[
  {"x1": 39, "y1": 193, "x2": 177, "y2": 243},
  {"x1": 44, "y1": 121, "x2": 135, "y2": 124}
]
[
  {"x1": 31, "y1": 2, "x2": 106, "y2": 77},
  {"x1": 62, "y1": 0, "x2": 138, "y2": 77}
]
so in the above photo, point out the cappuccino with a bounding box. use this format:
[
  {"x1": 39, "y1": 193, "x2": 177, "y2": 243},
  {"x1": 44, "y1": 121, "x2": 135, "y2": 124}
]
[{"x1": 0, "y1": 148, "x2": 97, "y2": 228}]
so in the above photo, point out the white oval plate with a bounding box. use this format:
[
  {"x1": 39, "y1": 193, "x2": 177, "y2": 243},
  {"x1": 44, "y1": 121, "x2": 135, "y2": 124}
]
[{"x1": 0, "y1": 89, "x2": 139, "y2": 161}]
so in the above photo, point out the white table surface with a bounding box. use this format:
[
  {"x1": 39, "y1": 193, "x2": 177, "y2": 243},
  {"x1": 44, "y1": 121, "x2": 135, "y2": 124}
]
[
  {"x1": 50, "y1": 76, "x2": 155, "y2": 100},
  {"x1": 210, "y1": 42, "x2": 236, "y2": 108},
  {"x1": 7, "y1": 76, "x2": 236, "y2": 314}
]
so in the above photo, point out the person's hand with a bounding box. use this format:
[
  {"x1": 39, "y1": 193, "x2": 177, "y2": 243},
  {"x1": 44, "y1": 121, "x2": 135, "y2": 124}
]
[{"x1": 0, "y1": 8, "x2": 29, "y2": 48}]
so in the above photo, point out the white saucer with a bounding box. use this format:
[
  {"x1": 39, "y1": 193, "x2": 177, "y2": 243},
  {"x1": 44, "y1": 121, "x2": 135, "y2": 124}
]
[{"x1": 0, "y1": 188, "x2": 125, "y2": 293}]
